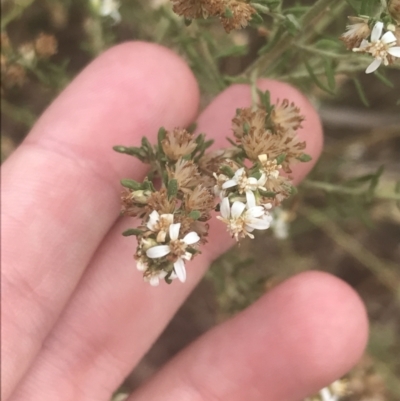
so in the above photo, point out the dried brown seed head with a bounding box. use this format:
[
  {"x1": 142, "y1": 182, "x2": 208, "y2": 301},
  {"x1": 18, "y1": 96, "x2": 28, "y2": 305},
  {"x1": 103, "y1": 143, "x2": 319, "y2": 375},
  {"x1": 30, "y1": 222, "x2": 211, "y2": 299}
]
[
  {"x1": 34, "y1": 33, "x2": 58, "y2": 58},
  {"x1": 219, "y1": 1, "x2": 256, "y2": 33},
  {"x1": 171, "y1": 0, "x2": 223, "y2": 19},
  {"x1": 162, "y1": 128, "x2": 197, "y2": 161},
  {"x1": 271, "y1": 99, "x2": 304, "y2": 136},
  {"x1": 340, "y1": 16, "x2": 371, "y2": 49},
  {"x1": 147, "y1": 188, "x2": 177, "y2": 214},
  {"x1": 167, "y1": 158, "x2": 201, "y2": 192}
]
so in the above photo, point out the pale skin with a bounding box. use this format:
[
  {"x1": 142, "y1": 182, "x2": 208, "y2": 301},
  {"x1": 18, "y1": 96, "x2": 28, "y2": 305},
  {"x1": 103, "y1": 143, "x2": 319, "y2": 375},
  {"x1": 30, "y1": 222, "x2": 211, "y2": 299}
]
[{"x1": 1, "y1": 42, "x2": 368, "y2": 401}]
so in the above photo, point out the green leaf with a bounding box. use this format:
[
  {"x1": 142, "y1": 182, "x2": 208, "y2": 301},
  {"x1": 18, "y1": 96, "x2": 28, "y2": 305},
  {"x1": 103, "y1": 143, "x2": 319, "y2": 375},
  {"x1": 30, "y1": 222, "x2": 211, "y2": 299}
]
[
  {"x1": 167, "y1": 179, "x2": 178, "y2": 199},
  {"x1": 142, "y1": 178, "x2": 155, "y2": 192},
  {"x1": 184, "y1": 18, "x2": 192, "y2": 26},
  {"x1": 353, "y1": 78, "x2": 370, "y2": 107},
  {"x1": 157, "y1": 127, "x2": 167, "y2": 153},
  {"x1": 323, "y1": 58, "x2": 336, "y2": 91},
  {"x1": 304, "y1": 60, "x2": 335, "y2": 95},
  {"x1": 224, "y1": 7, "x2": 233, "y2": 18},
  {"x1": 297, "y1": 153, "x2": 312, "y2": 162},
  {"x1": 216, "y1": 45, "x2": 248, "y2": 59},
  {"x1": 122, "y1": 228, "x2": 144, "y2": 236},
  {"x1": 188, "y1": 210, "x2": 201, "y2": 220},
  {"x1": 276, "y1": 153, "x2": 286, "y2": 164},
  {"x1": 257, "y1": 89, "x2": 272, "y2": 112},
  {"x1": 284, "y1": 14, "x2": 301, "y2": 35},
  {"x1": 121, "y1": 179, "x2": 141, "y2": 190},
  {"x1": 186, "y1": 122, "x2": 197, "y2": 133},
  {"x1": 259, "y1": 189, "x2": 276, "y2": 197},
  {"x1": 243, "y1": 121, "x2": 251, "y2": 134},
  {"x1": 220, "y1": 165, "x2": 235, "y2": 178},
  {"x1": 251, "y1": 3, "x2": 270, "y2": 14},
  {"x1": 113, "y1": 146, "x2": 146, "y2": 161},
  {"x1": 366, "y1": 165, "x2": 384, "y2": 202},
  {"x1": 373, "y1": 70, "x2": 394, "y2": 88}
]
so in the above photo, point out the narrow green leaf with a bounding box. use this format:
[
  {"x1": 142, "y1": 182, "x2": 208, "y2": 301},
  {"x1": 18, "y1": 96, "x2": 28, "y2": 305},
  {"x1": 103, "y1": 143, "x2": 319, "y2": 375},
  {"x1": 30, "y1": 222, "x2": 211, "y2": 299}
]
[
  {"x1": 157, "y1": 127, "x2": 166, "y2": 153},
  {"x1": 373, "y1": 70, "x2": 394, "y2": 88},
  {"x1": 167, "y1": 179, "x2": 179, "y2": 199},
  {"x1": 188, "y1": 210, "x2": 201, "y2": 220},
  {"x1": 121, "y1": 179, "x2": 141, "y2": 190},
  {"x1": 297, "y1": 153, "x2": 312, "y2": 162},
  {"x1": 186, "y1": 122, "x2": 197, "y2": 133},
  {"x1": 304, "y1": 60, "x2": 335, "y2": 95},
  {"x1": 276, "y1": 153, "x2": 286, "y2": 164},
  {"x1": 323, "y1": 58, "x2": 336, "y2": 91},
  {"x1": 353, "y1": 78, "x2": 370, "y2": 107},
  {"x1": 220, "y1": 165, "x2": 235, "y2": 178},
  {"x1": 251, "y1": 3, "x2": 270, "y2": 14},
  {"x1": 259, "y1": 189, "x2": 276, "y2": 197},
  {"x1": 113, "y1": 146, "x2": 146, "y2": 160},
  {"x1": 122, "y1": 228, "x2": 144, "y2": 236}
]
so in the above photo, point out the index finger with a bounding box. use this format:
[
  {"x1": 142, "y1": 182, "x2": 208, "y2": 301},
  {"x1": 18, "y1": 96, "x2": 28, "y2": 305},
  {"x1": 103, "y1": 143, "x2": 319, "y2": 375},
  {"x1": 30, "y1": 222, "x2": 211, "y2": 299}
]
[{"x1": 1, "y1": 42, "x2": 199, "y2": 399}]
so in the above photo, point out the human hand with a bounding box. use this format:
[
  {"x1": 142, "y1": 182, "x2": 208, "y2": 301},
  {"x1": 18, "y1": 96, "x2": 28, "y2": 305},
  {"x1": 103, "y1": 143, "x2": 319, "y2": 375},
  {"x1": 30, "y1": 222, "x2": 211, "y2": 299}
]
[{"x1": 1, "y1": 42, "x2": 368, "y2": 401}]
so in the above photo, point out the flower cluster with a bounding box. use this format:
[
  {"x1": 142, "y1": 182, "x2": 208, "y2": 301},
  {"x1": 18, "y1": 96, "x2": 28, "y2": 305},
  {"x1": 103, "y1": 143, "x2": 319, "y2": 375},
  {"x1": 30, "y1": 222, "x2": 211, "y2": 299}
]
[
  {"x1": 170, "y1": 0, "x2": 256, "y2": 32},
  {"x1": 115, "y1": 91, "x2": 310, "y2": 286},
  {"x1": 1, "y1": 31, "x2": 57, "y2": 89},
  {"x1": 213, "y1": 92, "x2": 308, "y2": 241},
  {"x1": 341, "y1": 17, "x2": 400, "y2": 74}
]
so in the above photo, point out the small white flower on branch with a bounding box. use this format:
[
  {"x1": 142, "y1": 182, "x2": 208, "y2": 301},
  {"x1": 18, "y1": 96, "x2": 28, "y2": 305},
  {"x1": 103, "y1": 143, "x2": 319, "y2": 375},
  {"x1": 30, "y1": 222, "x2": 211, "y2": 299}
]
[
  {"x1": 353, "y1": 21, "x2": 400, "y2": 73},
  {"x1": 222, "y1": 167, "x2": 266, "y2": 207},
  {"x1": 146, "y1": 223, "x2": 200, "y2": 283},
  {"x1": 217, "y1": 197, "x2": 273, "y2": 240}
]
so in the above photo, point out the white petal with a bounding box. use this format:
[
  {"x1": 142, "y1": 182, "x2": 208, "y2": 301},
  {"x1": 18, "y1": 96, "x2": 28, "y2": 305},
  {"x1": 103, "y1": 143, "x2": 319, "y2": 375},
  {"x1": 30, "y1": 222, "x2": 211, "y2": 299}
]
[
  {"x1": 246, "y1": 218, "x2": 271, "y2": 230},
  {"x1": 220, "y1": 197, "x2": 231, "y2": 219},
  {"x1": 146, "y1": 245, "x2": 171, "y2": 258},
  {"x1": 169, "y1": 223, "x2": 181, "y2": 241},
  {"x1": 174, "y1": 258, "x2": 186, "y2": 282},
  {"x1": 360, "y1": 39, "x2": 369, "y2": 48},
  {"x1": 388, "y1": 47, "x2": 400, "y2": 57},
  {"x1": 231, "y1": 201, "x2": 246, "y2": 218},
  {"x1": 222, "y1": 179, "x2": 238, "y2": 189},
  {"x1": 258, "y1": 173, "x2": 267, "y2": 186},
  {"x1": 247, "y1": 206, "x2": 264, "y2": 218},
  {"x1": 147, "y1": 210, "x2": 159, "y2": 230},
  {"x1": 247, "y1": 177, "x2": 257, "y2": 185},
  {"x1": 371, "y1": 21, "x2": 383, "y2": 42},
  {"x1": 183, "y1": 231, "x2": 200, "y2": 245},
  {"x1": 381, "y1": 31, "x2": 396, "y2": 44},
  {"x1": 183, "y1": 251, "x2": 193, "y2": 260},
  {"x1": 149, "y1": 276, "x2": 160, "y2": 286},
  {"x1": 136, "y1": 260, "x2": 147, "y2": 271},
  {"x1": 365, "y1": 58, "x2": 382, "y2": 73},
  {"x1": 245, "y1": 190, "x2": 256, "y2": 209},
  {"x1": 234, "y1": 167, "x2": 245, "y2": 178}
]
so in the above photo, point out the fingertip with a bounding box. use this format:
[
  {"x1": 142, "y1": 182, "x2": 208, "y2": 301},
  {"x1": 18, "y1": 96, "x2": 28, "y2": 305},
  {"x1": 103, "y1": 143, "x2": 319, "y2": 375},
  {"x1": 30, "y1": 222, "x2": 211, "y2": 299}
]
[{"x1": 259, "y1": 270, "x2": 369, "y2": 395}]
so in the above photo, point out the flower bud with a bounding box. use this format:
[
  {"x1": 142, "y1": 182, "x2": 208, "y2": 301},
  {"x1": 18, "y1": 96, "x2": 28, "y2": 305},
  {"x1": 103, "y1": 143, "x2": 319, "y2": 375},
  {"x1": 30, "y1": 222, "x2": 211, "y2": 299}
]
[{"x1": 130, "y1": 190, "x2": 152, "y2": 204}]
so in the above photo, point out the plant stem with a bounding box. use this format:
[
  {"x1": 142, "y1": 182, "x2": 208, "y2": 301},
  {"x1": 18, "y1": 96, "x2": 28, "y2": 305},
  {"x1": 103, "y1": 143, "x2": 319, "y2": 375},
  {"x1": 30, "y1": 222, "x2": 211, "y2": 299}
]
[
  {"x1": 302, "y1": 179, "x2": 400, "y2": 201},
  {"x1": 302, "y1": 206, "x2": 400, "y2": 295}
]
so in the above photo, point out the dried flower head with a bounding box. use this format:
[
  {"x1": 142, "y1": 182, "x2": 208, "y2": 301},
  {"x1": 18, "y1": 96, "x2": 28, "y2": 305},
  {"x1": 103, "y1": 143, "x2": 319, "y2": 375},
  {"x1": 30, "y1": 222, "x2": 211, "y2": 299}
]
[
  {"x1": 184, "y1": 185, "x2": 215, "y2": 220},
  {"x1": 389, "y1": 0, "x2": 400, "y2": 22},
  {"x1": 34, "y1": 33, "x2": 58, "y2": 58},
  {"x1": 167, "y1": 158, "x2": 200, "y2": 192},
  {"x1": 2, "y1": 64, "x2": 26, "y2": 88},
  {"x1": 147, "y1": 188, "x2": 177, "y2": 215},
  {"x1": 171, "y1": 0, "x2": 223, "y2": 19},
  {"x1": 219, "y1": 1, "x2": 256, "y2": 33},
  {"x1": 340, "y1": 16, "x2": 371, "y2": 50},
  {"x1": 162, "y1": 128, "x2": 197, "y2": 161},
  {"x1": 271, "y1": 99, "x2": 304, "y2": 135}
]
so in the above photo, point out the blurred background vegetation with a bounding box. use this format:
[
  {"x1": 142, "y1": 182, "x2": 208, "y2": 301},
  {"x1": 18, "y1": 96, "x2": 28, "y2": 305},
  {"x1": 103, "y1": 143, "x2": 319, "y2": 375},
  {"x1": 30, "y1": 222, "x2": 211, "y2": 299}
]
[{"x1": 1, "y1": 1, "x2": 400, "y2": 400}]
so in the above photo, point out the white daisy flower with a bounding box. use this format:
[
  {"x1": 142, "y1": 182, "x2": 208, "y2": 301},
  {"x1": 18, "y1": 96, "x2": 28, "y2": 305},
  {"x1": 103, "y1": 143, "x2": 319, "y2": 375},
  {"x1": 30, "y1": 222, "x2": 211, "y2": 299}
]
[
  {"x1": 146, "y1": 210, "x2": 174, "y2": 242},
  {"x1": 222, "y1": 167, "x2": 266, "y2": 207},
  {"x1": 353, "y1": 21, "x2": 400, "y2": 73},
  {"x1": 146, "y1": 223, "x2": 200, "y2": 283},
  {"x1": 217, "y1": 197, "x2": 273, "y2": 240}
]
